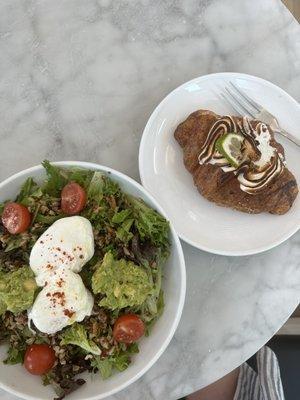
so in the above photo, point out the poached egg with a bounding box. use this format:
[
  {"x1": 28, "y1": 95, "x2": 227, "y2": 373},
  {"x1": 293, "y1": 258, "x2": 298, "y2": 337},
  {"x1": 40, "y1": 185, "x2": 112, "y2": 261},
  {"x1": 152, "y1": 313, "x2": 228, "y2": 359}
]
[
  {"x1": 29, "y1": 216, "x2": 95, "y2": 334},
  {"x1": 30, "y1": 216, "x2": 94, "y2": 278},
  {"x1": 28, "y1": 268, "x2": 94, "y2": 334}
]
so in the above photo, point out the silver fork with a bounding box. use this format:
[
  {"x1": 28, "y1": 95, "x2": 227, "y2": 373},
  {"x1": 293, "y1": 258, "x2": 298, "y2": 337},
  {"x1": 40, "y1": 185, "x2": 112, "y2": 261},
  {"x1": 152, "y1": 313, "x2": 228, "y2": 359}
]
[{"x1": 220, "y1": 81, "x2": 300, "y2": 147}]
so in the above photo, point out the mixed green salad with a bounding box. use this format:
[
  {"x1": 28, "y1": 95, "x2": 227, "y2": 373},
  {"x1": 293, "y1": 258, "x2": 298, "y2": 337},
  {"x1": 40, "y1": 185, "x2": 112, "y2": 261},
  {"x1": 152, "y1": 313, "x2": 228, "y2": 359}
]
[{"x1": 0, "y1": 161, "x2": 170, "y2": 399}]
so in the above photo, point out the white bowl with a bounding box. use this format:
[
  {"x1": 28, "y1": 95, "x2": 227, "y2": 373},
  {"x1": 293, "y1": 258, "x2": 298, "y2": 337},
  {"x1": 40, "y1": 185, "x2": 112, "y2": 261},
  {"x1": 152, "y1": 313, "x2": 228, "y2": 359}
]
[{"x1": 0, "y1": 161, "x2": 186, "y2": 400}]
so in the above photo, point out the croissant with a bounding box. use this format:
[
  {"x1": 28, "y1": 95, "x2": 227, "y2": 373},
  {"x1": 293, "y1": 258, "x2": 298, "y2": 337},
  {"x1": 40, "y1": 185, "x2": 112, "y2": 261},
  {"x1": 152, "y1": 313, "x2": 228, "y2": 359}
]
[{"x1": 174, "y1": 110, "x2": 298, "y2": 214}]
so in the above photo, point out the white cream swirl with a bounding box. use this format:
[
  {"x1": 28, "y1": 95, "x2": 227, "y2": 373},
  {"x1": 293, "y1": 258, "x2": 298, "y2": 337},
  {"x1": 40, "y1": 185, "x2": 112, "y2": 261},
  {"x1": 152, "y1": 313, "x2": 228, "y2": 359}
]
[{"x1": 198, "y1": 116, "x2": 285, "y2": 194}]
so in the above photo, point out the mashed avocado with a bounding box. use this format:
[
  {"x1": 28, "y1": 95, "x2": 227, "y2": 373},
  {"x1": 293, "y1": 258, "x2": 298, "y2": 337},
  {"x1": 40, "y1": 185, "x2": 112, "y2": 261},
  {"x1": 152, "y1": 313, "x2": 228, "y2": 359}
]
[
  {"x1": 0, "y1": 267, "x2": 37, "y2": 314},
  {"x1": 0, "y1": 297, "x2": 6, "y2": 315},
  {"x1": 92, "y1": 252, "x2": 152, "y2": 310}
]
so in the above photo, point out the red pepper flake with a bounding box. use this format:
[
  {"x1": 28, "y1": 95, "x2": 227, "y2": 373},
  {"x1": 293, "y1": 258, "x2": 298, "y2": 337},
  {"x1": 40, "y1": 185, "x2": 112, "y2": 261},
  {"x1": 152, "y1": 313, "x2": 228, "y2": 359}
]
[
  {"x1": 63, "y1": 309, "x2": 75, "y2": 318},
  {"x1": 56, "y1": 278, "x2": 65, "y2": 288},
  {"x1": 52, "y1": 291, "x2": 64, "y2": 298},
  {"x1": 51, "y1": 291, "x2": 66, "y2": 306},
  {"x1": 46, "y1": 292, "x2": 51, "y2": 297},
  {"x1": 46, "y1": 264, "x2": 54, "y2": 270}
]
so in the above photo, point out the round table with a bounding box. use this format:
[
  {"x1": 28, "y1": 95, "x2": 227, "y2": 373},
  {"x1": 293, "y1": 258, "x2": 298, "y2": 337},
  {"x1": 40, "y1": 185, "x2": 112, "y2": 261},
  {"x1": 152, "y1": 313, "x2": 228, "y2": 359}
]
[{"x1": 0, "y1": 1, "x2": 299, "y2": 399}]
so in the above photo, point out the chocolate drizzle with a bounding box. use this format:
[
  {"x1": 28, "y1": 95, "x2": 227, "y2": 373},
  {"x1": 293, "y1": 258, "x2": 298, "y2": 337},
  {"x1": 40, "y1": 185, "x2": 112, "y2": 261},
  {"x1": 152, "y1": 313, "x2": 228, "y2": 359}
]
[
  {"x1": 199, "y1": 116, "x2": 236, "y2": 163},
  {"x1": 198, "y1": 116, "x2": 285, "y2": 195}
]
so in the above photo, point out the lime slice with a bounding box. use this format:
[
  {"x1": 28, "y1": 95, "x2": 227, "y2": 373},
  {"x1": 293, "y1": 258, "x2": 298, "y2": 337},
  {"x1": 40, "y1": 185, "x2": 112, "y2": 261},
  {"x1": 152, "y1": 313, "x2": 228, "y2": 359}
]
[{"x1": 215, "y1": 133, "x2": 244, "y2": 168}]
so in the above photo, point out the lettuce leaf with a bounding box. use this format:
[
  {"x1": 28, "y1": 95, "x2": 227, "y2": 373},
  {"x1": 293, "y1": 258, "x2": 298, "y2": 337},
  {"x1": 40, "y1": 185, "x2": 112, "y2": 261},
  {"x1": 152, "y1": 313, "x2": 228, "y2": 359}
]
[
  {"x1": 112, "y1": 209, "x2": 132, "y2": 224},
  {"x1": 91, "y1": 357, "x2": 112, "y2": 379},
  {"x1": 41, "y1": 160, "x2": 68, "y2": 196},
  {"x1": 112, "y1": 209, "x2": 134, "y2": 242},
  {"x1": 60, "y1": 323, "x2": 101, "y2": 355},
  {"x1": 131, "y1": 260, "x2": 164, "y2": 324},
  {"x1": 19, "y1": 190, "x2": 44, "y2": 210},
  {"x1": 4, "y1": 346, "x2": 25, "y2": 365},
  {"x1": 91, "y1": 344, "x2": 139, "y2": 379},
  {"x1": 116, "y1": 218, "x2": 134, "y2": 243},
  {"x1": 67, "y1": 168, "x2": 94, "y2": 190},
  {"x1": 42, "y1": 160, "x2": 96, "y2": 196},
  {"x1": 141, "y1": 269, "x2": 162, "y2": 319},
  {"x1": 102, "y1": 176, "x2": 120, "y2": 196},
  {"x1": 128, "y1": 196, "x2": 169, "y2": 249},
  {"x1": 35, "y1": 214, "x2": 63, "y2": 225},
  {"x1": 87, "y1": 172, "x2": 105, "y2": 203},
  {"x1": 16, "y1": 178, "x2": 39, "y2": 202},
  {"x1": 87, "y1": 171, "x2": 121, "y2": 203},
  {"x1": 3, "y1": 236, "x2": 24, "y2": 252}
]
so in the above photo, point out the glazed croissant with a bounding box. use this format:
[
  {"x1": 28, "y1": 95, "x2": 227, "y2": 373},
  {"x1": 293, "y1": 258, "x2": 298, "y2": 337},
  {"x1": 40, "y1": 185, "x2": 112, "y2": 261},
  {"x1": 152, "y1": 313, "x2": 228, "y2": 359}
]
[{"x1": 174, "y1": 110, "x2": 298, "y2": 214}]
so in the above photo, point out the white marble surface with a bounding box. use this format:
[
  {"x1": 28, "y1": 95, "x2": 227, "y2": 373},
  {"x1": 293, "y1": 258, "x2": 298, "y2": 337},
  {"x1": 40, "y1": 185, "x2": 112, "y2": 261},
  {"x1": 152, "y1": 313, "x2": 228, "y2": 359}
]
[{"x1": 0, "y1": 0, "x2": 299, "y2": 399}]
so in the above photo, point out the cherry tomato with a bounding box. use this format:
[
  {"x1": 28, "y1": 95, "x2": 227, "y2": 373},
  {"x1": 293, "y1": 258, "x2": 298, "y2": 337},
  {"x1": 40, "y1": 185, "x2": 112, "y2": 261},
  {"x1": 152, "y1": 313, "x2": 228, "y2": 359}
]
[
  {"x1": 24, "y1": 344, "x2": 56, "y2": 375},
  {"x1": 1, "y1": 202, "x2": 31, "y2": 234},
  {"x1": 61, "y1": 182, "x2": 87, "y2": 215},
  {"x1": 113, "y1": 314, "x2": 145, "y2": 344}
]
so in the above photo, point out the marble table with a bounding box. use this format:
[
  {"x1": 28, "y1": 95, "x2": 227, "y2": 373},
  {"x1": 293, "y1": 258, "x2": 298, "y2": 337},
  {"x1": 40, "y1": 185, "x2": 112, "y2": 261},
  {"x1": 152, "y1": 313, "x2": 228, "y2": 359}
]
[{"x1": 0, "y1": 0, "x2": 299, "y2": 399}]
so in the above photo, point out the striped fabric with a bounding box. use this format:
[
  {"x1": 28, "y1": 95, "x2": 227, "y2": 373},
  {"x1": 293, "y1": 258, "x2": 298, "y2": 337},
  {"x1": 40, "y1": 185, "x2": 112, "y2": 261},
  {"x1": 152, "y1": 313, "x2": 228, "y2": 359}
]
[{"x1": 234, "y1": 346, "x2": 285, "y2": 400}]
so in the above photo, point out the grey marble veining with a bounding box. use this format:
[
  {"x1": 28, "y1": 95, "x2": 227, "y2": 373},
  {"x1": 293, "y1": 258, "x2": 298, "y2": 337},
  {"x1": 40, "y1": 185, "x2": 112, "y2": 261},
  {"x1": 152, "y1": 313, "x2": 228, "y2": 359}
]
[{"x1": 0, "y1": 0, "x2": 299, "y2": 399}]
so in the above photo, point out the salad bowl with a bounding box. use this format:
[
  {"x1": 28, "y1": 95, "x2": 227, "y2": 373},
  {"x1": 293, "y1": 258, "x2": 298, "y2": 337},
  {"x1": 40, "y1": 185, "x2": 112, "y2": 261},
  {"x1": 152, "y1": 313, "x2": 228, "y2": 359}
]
[{"x1": 0, "y1": 161, "x2": 186, "y2": 400}]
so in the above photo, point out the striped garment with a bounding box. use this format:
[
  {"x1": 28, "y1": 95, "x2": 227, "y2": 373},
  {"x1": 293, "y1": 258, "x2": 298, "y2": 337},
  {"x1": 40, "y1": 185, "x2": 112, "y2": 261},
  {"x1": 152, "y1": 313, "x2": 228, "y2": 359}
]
[{"x1": 234, "y1": 346, "x2": 285, "y2": 400}]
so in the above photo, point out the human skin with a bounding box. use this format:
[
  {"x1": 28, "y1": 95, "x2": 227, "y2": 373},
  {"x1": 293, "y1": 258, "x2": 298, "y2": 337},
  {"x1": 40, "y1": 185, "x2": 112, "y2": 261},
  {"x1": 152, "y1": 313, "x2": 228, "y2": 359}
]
[{"x1": 186, "y1": 368, "x2": 239, "y2": 400}]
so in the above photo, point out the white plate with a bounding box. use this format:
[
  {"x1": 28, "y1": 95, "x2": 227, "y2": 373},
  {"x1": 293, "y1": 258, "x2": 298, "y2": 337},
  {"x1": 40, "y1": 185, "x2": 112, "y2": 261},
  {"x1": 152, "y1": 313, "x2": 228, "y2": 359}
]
[
  {"x1": 0, "y1": 162, "x2": 186, "y2": 400},
  {"x1": 139, "y1": 73, "x2": 300, "y2": 256}
]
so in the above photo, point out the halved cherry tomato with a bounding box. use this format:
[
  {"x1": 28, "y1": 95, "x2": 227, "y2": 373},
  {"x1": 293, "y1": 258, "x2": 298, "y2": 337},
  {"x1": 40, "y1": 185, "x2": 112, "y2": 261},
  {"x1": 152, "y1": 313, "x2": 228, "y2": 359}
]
[
  {"x1": 1, "y1": 202, "x2": 31, "y2": 234},
  {"x1": 24, "y1": 344, "x2": 56, "y2": 375},
  {"x1": 113, "y1": 314, "x2": 145, "y2": 344},
  {"x1": 61, "y1": 182, "x2": 87, "y2": 215}
]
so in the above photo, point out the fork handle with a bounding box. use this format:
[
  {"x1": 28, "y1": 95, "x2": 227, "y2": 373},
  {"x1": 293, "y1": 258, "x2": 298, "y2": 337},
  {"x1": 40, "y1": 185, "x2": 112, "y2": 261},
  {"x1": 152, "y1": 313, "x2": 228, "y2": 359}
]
[{"x1": 273, "y1": 127, "x2": 300, "y2": 148}]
